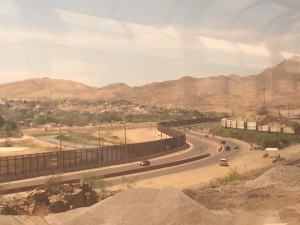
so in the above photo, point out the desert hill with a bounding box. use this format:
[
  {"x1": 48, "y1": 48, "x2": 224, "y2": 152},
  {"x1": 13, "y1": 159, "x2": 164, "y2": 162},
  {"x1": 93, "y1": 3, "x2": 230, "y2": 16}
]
[
  {"x1": 0, "y1": 78, "x2": 97, "y2": 99},
  {"x1": 1, "y1": 56, "x2": 300, "y2": 111}
]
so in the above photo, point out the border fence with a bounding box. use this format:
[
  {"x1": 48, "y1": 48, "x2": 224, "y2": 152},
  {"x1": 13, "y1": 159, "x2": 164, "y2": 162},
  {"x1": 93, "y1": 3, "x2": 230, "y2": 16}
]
[{"x1": 0, "y1": 117, "x2": 219, "y2": 182}]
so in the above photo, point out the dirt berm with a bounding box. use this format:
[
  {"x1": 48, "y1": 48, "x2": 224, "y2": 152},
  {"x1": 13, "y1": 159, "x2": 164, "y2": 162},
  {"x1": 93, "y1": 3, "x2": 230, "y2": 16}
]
[{"x1": 44, "y1": 188, "x2": 278, "y2": 225}]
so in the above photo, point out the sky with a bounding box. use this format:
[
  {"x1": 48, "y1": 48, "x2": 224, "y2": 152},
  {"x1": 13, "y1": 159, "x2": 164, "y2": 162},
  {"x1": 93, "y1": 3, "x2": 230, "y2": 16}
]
[{"x1": 0, "y1": 0, "x2": 300, "y2": 87}]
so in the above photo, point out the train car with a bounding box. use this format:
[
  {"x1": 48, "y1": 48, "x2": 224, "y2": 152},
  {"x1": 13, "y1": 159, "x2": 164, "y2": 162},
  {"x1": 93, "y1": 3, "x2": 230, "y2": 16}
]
[
  {"x1": 247, "y1": 121, "x2": 257, "y2": 131},
  {"x1": 230, "y1": 120, "x2": 237, "y2": 128},
  {"x1": 237, "y1": 121, "x2": 246, "y2": 129},
  {"x1": 221, "y1": 118, "x2": 295, "y2": 135},
  {"x1": 226, "y1": 119, "x2": 231, "y2": 128},
  {"x1": 221, "y1": 118, "x2": 226, "y2": 127},
  {"x1": 258, "y1": 125, "x2": 270, "y2": 132},
  {"x1": 269, "y1": 126, "x2": 283, "y2": 133},
  {"x1": 283, "y1": 127, "x2": 295, "y2": 134}
]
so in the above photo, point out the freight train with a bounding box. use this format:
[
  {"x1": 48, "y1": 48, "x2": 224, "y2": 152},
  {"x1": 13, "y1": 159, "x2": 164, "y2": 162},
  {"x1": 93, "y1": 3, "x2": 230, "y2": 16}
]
[{"x1": 221, "y1": 118, "x2": 296, "y2": 134}]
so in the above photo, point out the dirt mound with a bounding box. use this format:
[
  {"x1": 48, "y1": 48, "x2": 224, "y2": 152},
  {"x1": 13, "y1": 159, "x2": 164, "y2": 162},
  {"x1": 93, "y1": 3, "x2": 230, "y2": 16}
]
[
  {"x1": 45, "y1": 188, "x2": 234, "y2": 225},
  {"x1": 246, "y1": 165, "x2": 300, "y2": 191},
  {"x1": 0, "y1": 215, "x2": 48, "y2": 225}
]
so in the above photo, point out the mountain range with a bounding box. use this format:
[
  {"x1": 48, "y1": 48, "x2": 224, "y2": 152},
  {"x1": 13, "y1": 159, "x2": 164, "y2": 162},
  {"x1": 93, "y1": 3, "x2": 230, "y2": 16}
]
[{"x1": 1, "y1": 56, "x2": 300, "y2": 112}]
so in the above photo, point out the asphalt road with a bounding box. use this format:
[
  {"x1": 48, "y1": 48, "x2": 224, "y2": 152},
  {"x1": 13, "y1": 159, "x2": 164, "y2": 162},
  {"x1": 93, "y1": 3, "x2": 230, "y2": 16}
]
[
  {"x1": 107, "y1": 130, "x2": 241, "y2": 185},
  {"x1": 2, "y1": 128, "x2": 241, "y2": 193}
]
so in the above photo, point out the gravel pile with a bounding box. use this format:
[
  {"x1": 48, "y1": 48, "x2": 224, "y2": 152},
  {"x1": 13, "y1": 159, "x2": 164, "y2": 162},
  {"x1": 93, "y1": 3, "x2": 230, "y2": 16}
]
[
  {"x1": 246, "y1": 166, "x2": 300, "y2": 191},
  {"x1": 0, "y1": 215, "x2": 49, "y2": 225},
  {"x1": 45, "y1": 188, "x2": 234, "y2": 225}
]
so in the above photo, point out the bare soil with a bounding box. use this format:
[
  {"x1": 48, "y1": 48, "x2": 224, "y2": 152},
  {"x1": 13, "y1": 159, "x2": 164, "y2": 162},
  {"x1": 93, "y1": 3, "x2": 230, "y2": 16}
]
[
  {"x1": 0, "y1": 125, "x2": 158, "y2": 156},
  {"x1": 184, "y1": 176, "x2": 300, "y2": 225}
]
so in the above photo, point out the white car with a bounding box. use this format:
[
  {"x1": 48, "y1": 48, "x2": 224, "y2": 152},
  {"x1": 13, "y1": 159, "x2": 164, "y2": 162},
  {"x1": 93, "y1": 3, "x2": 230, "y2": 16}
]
[{"x1": 219, "y1": 159, "x2": 229, "y2": 166}]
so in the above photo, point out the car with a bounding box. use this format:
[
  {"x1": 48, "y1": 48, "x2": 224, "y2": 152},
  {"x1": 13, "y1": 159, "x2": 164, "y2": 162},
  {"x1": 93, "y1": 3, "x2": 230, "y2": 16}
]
[
  {"x1": 204, "y1": 134, "x2": 208, "y2": 137},
  {"x1": 140, "y1": 160, "x2": 150, "y2": 166},
  {"x1": 219, "y1": 159, "x2": 229, "y2": 166},
  {"x1": 221, "y1": 140, "x2": 226, "y2": 144},
  {"x1": 225, "y1": 145, "x2": 231, "y2": 151},
  {"x1": 233, "y1": 145, "x2": 239, "y2": 149}
]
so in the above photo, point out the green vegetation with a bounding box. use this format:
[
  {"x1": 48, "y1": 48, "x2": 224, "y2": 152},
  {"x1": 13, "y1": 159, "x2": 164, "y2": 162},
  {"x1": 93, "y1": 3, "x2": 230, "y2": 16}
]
[
  {"x1": 211, "y1": 125, "x2": 300, "y2": 148},
  {"x1": 209, "y1": 167, "x2": 271, "y2": 188},
  {"x1": 257, "y1": 115, "x2": 280, "y2": 126},
  {"x1": 82, "y1": 172, "x2": 109, "y2": 190},
  {"x1": 121, "y1": 176, "x2": 137, "y2": 190},
  {"x1": 258, "y1": 115, "x2": 300, "y2": 128},
  {"x1": 41, "y1": 174, "x2": 63, "y2": 191},
  {"x1": 0, "y1": 99, "x2": 222, "y2": 128},
  {"x1": 257, "y1": 106, "x2": 269, "y2": 115},
  {"x1": 209, "y1": 167, "x2": 247, "y2": 187},
  {"x1": 56, "y1": 131, "x2": 103, "y2": 144},
  {"x1": 0, "y1": 115, "x2": 21, "y2": 137}
]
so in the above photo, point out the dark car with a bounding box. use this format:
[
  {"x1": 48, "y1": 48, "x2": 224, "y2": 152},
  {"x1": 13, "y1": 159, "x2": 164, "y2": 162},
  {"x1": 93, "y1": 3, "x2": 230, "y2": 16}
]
[
  {"x1": 221, "y1": 140, "x2": 226, "y2": 144},
  {"x1": 225, "y1": 145, "x2": 231, "y2": 151},
  {"x1": 140, "y1": 160, "x2": 150, "y2": 166}
]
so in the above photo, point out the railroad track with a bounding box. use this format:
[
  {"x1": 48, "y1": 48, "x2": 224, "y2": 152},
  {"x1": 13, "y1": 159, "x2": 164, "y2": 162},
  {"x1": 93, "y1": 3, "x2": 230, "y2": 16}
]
[{"x1": 285, "y1": 158, "x2": 300, "y2": 167}]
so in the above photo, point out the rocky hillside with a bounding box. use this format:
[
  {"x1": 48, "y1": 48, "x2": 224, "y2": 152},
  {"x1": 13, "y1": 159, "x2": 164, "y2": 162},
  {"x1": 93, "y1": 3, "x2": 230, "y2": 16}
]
[
  {"x1": 1, "y1": 56, "x2": 300, "y2": 111},
  {"x1": 0, "y1": 78, "x2": 97, "y2": 99}
]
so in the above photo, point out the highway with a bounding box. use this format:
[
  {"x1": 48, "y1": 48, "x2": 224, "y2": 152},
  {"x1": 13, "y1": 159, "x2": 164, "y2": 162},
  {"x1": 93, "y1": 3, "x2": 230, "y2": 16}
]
[
  {"x1": 107, "y1": 130, "x2": 242, "y2": 185},
  {"x1": 1, "y1": 128, "x2": 242, "y2": 193}
]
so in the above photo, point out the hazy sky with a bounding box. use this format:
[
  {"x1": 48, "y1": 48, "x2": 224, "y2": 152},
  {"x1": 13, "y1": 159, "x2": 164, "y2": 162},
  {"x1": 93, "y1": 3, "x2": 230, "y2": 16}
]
[{"x1": 0, "y1": 0, "x2": 300, "y2": 87}]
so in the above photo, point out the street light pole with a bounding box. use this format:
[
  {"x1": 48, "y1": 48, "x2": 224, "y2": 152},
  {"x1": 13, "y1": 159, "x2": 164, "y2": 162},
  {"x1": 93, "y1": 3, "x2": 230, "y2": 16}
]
[
  {"x1": 59, "y1": 123, "x2": 62, "y2": 151},
  {"x1": 160, "y1": 130, "x2": 163, "y2": 152},
  {"x1": 124, "y1": 121, "x2": 127, "y2": 163},
  {"x1": 98, "y1": 123, "x2": 101, "y2": 148}
]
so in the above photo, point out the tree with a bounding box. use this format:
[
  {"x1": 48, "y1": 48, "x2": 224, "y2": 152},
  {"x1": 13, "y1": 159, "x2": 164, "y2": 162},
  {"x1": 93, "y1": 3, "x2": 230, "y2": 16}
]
[
  {"x1": 2, "y1": 119, "x2": 18, "y2": 136},
  {"x1": 257, "y1": 106, "x2": 269, "y2": 115},
  {"x1": 34, "y1": 114, "x2": 47, "y2": 125}
]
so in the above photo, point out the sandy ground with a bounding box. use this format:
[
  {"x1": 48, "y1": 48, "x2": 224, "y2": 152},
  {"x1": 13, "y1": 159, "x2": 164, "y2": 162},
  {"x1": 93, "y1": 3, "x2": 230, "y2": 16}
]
[
  {"x1": 110, "y1": 127, "x2": 161, "y2": 143},
  {"x1": 0, "y1": 126, "x2": 160, "y2": 156}
]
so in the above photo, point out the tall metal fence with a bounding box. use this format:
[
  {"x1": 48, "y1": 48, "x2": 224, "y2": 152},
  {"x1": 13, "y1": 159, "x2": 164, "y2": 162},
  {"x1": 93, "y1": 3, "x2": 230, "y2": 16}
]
[{"x1": 0, "y1": 117, "x2": 220, "y2": 182}]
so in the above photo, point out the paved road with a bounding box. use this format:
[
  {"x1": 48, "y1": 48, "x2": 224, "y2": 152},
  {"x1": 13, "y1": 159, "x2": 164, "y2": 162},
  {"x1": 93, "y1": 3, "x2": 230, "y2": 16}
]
[
  {"x1": 107, "y1": 130, "x2": 241, "y2": 185},
  {"x1": 2, "y1": 128, "x2": 242, "y2": 193}
]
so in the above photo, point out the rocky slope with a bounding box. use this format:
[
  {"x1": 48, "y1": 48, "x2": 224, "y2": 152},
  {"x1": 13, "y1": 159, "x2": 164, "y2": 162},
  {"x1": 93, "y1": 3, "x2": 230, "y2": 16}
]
[{"x1": 1, "y1": 56, "x2": 300, "y2": 111}]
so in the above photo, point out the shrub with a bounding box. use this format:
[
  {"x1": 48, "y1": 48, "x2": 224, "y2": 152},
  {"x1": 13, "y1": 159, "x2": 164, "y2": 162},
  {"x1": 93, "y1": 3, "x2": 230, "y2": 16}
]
[
  {"x1": 257, "y1": 106, "x2": 269, "y2": 116},
  {"x1": 82, "y1": 172, "x2": 110, "y2": 190},
  {"x1": 121, "y1": 176, "x2": 137, "y2": 190},
  {"x1": 209, "y1": 167, "x2": 247, "y2": 187}
]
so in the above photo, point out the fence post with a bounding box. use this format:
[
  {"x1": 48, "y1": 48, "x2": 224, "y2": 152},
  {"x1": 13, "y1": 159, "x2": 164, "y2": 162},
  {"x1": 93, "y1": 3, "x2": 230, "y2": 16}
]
[
  {"x1": 14, "y1": 156, "x2": 16, "y2": 175},
  {"x1": 44, "y1": 153, "x2": 46, "y2": 171},
  {"x1": 37, "y1": 154, "x2": 39, "y2": 172},
  {"x1": 29, "y1": 154, "x2": 31, "y2": 173},
  {"x1": 22, "y1": 155, "x2": 24, "y2": 174},
  {"x1": 6, "y1": 157, "x2": 8, "y2": 176}
]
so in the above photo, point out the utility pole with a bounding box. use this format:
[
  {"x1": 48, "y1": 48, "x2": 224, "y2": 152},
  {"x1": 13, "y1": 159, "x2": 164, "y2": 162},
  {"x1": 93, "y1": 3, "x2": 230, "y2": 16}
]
[
  {"x1": 177, "y1": 120, "x2": 180, "y2": 150},
  {"x1": 124, "y1": 121, "x2": 127, "y2": 163},
  {"x1": 263, "y1": 87, "x2": 266, "y2": 106},
  {"x1": 160, "y1": 131, "x2": 163, "y2": 152},
  {"x1": 98, "y1": 123, "x2": 101, "y2": 147},
  {"x1": 59, "y1": 123, "x2": 62, "y2": 151}
]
